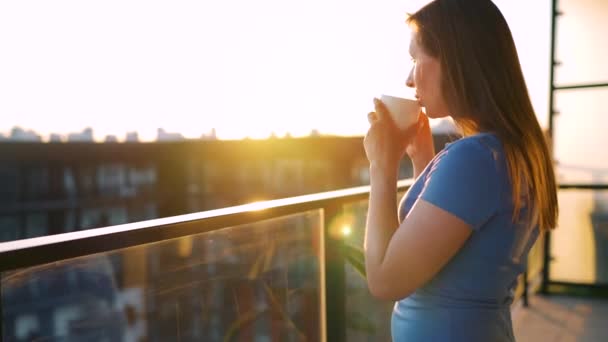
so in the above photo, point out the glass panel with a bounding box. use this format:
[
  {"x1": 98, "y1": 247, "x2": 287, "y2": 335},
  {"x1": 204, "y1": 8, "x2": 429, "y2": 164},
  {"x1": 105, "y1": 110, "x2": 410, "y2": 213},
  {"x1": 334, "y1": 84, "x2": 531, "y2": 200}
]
[
  {"x1": 553, "y1": 88, "x2": 608, "y2": 184},
  {"x1": 340, "y1": 193, "x2": 408, "y2": 342},
  {"x1": 550, "y1": 190, "x2": 608, "y2": 284},
  {"x1": 2, "y1": 210, "x2": 323, "y2": 341},
  {"x1": 527, "y1": 232, "x2": 545, "y2": 282},
  {"x1": 555, "y1": 0, "x2": 608, "y2": 86}
]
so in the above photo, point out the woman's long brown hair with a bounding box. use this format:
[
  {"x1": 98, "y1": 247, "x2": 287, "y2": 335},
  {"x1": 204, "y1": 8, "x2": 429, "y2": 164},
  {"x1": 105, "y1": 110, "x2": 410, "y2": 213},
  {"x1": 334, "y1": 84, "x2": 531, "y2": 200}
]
[{"x1": 407, "y1": 0, "x2": 558, "y2": 231}]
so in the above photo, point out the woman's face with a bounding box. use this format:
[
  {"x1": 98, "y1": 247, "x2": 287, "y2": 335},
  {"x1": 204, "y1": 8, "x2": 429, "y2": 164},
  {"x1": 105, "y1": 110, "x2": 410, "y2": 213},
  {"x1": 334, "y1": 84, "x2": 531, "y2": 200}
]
[{"x1": 406, "y1": 33, "x2": 450, "y2": 119}]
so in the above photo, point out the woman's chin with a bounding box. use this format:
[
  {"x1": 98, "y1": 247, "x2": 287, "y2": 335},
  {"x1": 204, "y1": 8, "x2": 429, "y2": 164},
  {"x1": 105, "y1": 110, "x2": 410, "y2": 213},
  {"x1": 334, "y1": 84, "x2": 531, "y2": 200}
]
[
  {"x1": 421, "y1": 107, "x2": 437, "y2": 118},
  {"x1": 423, "y1": 107, "x2": 448, "y2": 119}
]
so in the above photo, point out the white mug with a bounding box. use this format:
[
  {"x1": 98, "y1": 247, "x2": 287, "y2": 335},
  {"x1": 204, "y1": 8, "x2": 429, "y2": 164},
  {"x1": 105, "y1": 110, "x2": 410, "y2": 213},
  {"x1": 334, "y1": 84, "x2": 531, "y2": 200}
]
[{"x1": 380, "y1": 95, "x2": 420, "y2": 131}]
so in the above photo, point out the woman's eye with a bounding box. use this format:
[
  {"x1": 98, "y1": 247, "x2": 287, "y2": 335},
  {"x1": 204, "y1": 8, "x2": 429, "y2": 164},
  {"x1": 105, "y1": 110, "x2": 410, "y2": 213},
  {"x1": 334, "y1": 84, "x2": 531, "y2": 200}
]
[{"x1": 410, "y1": 57, "x2": 416, "y2": 63}]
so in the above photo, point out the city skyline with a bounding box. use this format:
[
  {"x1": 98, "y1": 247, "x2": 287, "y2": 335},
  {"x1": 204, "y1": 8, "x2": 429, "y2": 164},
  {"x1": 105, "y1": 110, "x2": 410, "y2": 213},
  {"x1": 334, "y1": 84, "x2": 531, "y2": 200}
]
[
  {"x1": 0, "y1": 117, "x2": 458, "y2": 143},
  {"x1": 0, "y1": 125, "x2": 216, "y2": 143}
]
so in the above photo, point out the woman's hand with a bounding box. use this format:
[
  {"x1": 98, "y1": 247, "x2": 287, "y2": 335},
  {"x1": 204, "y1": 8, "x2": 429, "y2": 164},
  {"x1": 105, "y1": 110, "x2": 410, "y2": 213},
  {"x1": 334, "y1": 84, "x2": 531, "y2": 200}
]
[
  {"x1": 364, "y1": 98, "x2": 432, "y2": 176},
  {"x1": 406, "y1": 110, "x2": 435, "y2": 175}
]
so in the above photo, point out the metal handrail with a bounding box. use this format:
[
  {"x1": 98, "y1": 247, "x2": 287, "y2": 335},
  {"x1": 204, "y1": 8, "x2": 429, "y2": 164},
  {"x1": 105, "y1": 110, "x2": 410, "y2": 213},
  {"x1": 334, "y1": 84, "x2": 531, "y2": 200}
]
[
  {"x1": 2, "y1": 182, "x2": 605, "y2": 276},
  {"x1": 2, "y1": 181, "x2": 605, "y2": 278},
  {"x1": 2, "y1": 179, "x2": 605, "y2": 340},
  {"x1": 557, "y1": 184, "x2": 608, "y2": 190},
  {"x1": 0, "y1": 179, "x2": 418, "y2": 342},
  {"x1": 0, "y1": 180, "x2": 414, "y2": 273},
  {"x1": 553, "y1": 82, "x2": 608, "y2": 91}
]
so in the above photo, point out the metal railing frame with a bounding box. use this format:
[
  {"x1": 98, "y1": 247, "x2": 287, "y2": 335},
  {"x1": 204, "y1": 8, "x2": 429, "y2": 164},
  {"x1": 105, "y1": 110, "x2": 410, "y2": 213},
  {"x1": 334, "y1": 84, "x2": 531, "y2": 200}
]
[
  {"x1": 0, "y1": 181, "x2": 418, "y2": 342},
  {"x1": 1, "y1": 180, "x2": 606, "y2": 340},
  {"x1": 541, "y1": 184, "x2": 608, "y2": 297},
  {"x1": 545, "y1": 0, "x2": 608, "y2": 296}
]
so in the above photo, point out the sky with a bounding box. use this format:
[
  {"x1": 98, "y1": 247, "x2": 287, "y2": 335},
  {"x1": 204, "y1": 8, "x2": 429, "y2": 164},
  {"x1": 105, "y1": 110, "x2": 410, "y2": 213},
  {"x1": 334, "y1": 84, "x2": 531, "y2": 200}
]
[{"x1": 0, "y1": 0, "x2": 552, "y2": 141}]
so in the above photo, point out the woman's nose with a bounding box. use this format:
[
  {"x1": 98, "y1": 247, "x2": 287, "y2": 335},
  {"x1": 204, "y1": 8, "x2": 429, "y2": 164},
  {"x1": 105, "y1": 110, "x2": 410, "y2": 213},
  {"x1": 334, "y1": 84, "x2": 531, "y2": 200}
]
[{"x1": 406, "y1": 67, "x2": 415, "y2": 88}]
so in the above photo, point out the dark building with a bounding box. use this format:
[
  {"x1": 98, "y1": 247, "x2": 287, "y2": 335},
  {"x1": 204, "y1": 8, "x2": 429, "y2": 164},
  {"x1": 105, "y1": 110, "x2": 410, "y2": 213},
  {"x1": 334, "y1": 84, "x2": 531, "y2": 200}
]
[{"x1": 0, "y1": 135, "x2": 455, "y2": 241}]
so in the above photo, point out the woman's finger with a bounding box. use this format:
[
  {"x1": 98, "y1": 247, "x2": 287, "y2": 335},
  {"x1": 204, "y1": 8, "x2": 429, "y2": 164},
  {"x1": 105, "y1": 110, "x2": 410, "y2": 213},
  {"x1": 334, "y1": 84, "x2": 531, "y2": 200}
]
[
  {"x1": 373, "y1": 98, "x2": 389, "y2": 120},
  {"x1": 368, "y1": 111, "x2": 378, "y2": 124},
  {"x1": 416, "y1": 113, "x2": 425, "y2": 132},
  {"x1": 403, "y1": 119, "x2": 421, "y2": 137}
]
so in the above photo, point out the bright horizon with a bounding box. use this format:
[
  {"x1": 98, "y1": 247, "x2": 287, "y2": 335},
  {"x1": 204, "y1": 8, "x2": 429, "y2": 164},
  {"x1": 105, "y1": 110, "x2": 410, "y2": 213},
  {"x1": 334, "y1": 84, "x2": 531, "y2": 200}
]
[{"x1": 0, "y1": 0, "x2": 550, "y2": 142}]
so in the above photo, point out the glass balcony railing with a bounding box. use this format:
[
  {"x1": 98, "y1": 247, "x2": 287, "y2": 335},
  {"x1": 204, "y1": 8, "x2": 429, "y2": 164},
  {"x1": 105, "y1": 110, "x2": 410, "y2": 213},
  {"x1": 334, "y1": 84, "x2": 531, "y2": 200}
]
[
  {"x1": 2, "y1": 213, "x2": 324, "y2": 341},
  {"x1": 543, "y1": 185, "x2": 608, "y2": 296},
  {"x1": 0, "y1": 179, "x2": 559, "y2": 341}
]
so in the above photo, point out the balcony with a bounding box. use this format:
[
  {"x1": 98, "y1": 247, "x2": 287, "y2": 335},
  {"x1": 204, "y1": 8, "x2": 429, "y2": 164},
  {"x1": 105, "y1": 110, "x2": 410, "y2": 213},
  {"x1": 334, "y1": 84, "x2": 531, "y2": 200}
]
[
  {"x1": 1, "y1": 0, "x2": 608, "y2": 339},
  {"x1": 1, "y1": 180, "x2": 607, "y2": 341}
]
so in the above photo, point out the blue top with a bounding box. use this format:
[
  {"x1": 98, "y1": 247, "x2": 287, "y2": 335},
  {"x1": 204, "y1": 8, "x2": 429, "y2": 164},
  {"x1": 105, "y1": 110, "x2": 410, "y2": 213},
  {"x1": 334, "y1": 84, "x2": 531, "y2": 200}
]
[{"x1": 391, "y1": 133, "x2": 539, "y2": 342}]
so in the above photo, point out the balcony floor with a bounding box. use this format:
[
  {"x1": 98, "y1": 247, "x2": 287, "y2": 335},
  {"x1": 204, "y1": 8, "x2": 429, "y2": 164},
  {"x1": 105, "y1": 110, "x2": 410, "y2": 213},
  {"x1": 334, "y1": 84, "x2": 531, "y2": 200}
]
[{"x1": 513, "y1": 295, "x2": 608, "y2": 341}]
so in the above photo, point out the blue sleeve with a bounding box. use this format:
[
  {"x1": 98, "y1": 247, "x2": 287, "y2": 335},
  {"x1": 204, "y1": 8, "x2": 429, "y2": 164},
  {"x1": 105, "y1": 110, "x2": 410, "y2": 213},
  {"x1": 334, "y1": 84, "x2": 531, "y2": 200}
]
[{"x1": 419, "y1": 140, "x2": 501, "y2": 230}]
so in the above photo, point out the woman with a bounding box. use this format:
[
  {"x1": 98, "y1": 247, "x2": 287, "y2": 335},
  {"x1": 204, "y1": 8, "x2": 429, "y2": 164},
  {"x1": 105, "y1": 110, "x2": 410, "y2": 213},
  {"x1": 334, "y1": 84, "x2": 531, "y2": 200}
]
[{"x1": 363, "y1": 0, "x2": 558, "y2": 341}]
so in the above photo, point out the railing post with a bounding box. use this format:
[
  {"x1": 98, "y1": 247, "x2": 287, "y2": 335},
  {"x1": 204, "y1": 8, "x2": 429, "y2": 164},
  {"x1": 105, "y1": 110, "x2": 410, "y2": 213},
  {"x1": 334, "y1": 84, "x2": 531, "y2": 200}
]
[
  {"x1": 324, "y1": 205, "x2": 346, "y2": 342},
  {"x1": 0, "y1": 278, "x2": 3, "y2": 341},
  {"x1": 543, "y1": 0, "x2": 558, "y2": 296},
  {"x1": 541, "y1": 231, "x2": 552, "y2": 294},
  {"x1": 523, "y1": 271, "x2": 529, "y2": 307}
]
